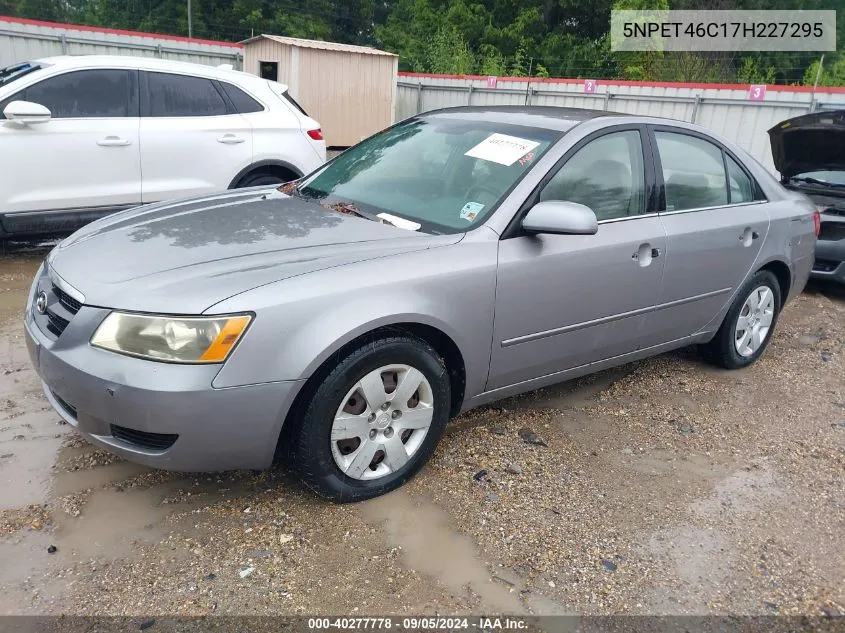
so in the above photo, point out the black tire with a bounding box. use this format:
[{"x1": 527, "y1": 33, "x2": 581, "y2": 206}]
[
  {"x1": 288, "y1": 334, "x2": 451, "y2": 502},
  {"x1": 702, "y1": 269, "x2": 782, "y2": 369},
  {"x1": 236, "y1": 172, "x2": 289, "y2": 187}
]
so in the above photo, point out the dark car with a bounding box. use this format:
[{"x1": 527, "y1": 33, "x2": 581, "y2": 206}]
[{"x1": 769, "y1": 110, "x2": 845, "y2": 284}]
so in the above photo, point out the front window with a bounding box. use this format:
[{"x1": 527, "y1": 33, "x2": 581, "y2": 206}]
[
  {"x1": 21, "y1": 69, "x2": 136, "y2": 118},
  {"x1": 294, "y1": 117, "x2": 560, "y2": 234},
  {"x1": 540, "y1": 130, "x2": 646, "y2": 221}
]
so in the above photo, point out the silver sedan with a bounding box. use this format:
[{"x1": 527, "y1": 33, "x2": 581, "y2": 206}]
[{"x1": 24, "y1": 107, "x2": 818, "y2": 501}]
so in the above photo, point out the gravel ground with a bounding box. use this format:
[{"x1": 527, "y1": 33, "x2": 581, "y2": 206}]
[{"x1": 0, "y1": 242, "x2": 843, "y2": 619}]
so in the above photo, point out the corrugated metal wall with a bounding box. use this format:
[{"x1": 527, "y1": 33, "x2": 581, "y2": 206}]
[
  {"x1": 0, "y1": 17, "x2": 243, "y2": 69},
  {"x1": 396, "y1": 75, "x2": 845, "y2": 173}
]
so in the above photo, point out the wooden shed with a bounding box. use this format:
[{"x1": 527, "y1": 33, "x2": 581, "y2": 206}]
[{"x1": 241, "y1": 34, "x2": 398, "y2": 148}]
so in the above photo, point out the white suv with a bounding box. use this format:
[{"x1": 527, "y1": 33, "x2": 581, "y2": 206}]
[{"x1": 0, "y1": 55, "x2": 326, "y2": 237}]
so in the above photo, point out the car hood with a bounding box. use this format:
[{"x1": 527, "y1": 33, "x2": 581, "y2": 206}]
[
  {"x1": 48, "y1": 188, "x2": 461, "y2": 314},
  {"x1": 768, "y1": 110, "x2": 845, "y2": 179}
]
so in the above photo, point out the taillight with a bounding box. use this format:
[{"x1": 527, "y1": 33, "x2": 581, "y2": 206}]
[
  {"x1": 307, "y1": 128, "x2": 323, "y2": 141},
  {"x1": 813, "y1": 209, "x2": 821, "y2": 237}
]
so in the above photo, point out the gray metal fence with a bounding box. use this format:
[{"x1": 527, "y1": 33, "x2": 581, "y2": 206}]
[
  {"x1": 0, "y1": 17, "x2": 243, "y2": 69},
  {"x1": 396, "y1": 74, "x2": 845, "y2": 173}
]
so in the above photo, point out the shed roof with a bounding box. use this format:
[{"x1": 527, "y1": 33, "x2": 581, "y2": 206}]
[{"x1": 240, "y1": 34, "x2": 396, "y2": 57}]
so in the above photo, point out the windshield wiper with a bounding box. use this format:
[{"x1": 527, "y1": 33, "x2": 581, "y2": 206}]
[
  {"x1": 322, "y1": 200, "x2": 368, "y2": 220},
  {"x1": 283, "y1": 186, "x2": 394, "y2": 225},
  {"x1": 790, "y1": 176, "x2": 845, "y2": 189}
]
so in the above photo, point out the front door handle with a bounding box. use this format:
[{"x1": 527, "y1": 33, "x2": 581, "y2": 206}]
[
  {"x1": 97, "y1": 136, "x2": 131, "y2": 147},
  {"x1": 217, "y1": 134, "x2": 245, "y2": 144},
  {"x1": 632, "y1": 243, "x2": 658, "y2": 267}
]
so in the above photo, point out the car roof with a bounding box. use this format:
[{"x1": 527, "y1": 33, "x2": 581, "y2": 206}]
[
  {"x1": 420, "y1": 106, "x2": 623, "y2": 132},
  {"x1": 32, "y1": 55, "x2": 270, "y2": 86}
]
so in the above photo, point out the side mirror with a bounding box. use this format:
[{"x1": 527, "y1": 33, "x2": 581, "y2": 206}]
[
  {"x1": 3, "y1": 100, "x2": 51, "y2": 125},
  {"x1": 521, "y1": 200, "x2": 598, "y2": 235}
]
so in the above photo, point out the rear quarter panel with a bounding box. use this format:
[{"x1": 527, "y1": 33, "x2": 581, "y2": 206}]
[
  {"x1": 245, "y1": 80, "x2": 326, "y2": 176},
  {"x1": 762, "y1": 190, "x2": 817, "y2": 303}
]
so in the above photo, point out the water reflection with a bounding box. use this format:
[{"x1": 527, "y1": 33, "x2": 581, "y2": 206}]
[{"x1": 127, "y1": 193, "x2": 344, "y2": 249}]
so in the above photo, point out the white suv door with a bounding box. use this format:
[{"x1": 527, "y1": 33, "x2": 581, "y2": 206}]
[
  {"x1": 139, "y1": 71, "x2": 253, "y2": 203},
  {"x1": 0, "y1": 68, "x2": 141, "y2": 230}
]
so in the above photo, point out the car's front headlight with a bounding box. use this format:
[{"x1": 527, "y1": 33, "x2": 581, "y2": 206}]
[{"x1": 90, "y1": 312, "x2": 252, "y2": 364}]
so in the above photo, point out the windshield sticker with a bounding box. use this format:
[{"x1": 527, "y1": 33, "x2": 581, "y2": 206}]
[
  {"x1": 377, "y1": 213, "x2": 422, "y2": 231},
  {"x1": 459, "y1": 201, "x2": 485, "y2": 221},
  {"x1": 465, "y1": 133, "x2": 541, "y2": 166},
  {"x1": 518, "y1": 151, "x2": 536, "y2": 166}
]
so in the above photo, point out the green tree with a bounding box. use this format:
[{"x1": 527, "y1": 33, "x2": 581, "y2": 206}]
[
  {"x1": 427, "y1": 24, "x2": 475, "y2": 74},
  {"x1": 803, "y1": 55, "x2": 845, "y2": 88}
]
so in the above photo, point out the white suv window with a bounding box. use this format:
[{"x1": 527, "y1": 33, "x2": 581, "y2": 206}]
[
  {"x1": 146, "y1": 72, "x2": 228, "y2": 117},
  {"x1": 219, "y1": 82, "x2": 264, "y2": 114},
  {"x1": 1, "y1": 69, "x2": 136, "y2": 119}
]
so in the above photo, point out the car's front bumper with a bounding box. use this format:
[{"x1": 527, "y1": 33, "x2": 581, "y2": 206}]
[{"x1": 24, "y1": 271, "x2": 304, "y2": 472}]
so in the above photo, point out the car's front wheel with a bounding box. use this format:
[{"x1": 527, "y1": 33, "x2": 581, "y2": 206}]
[
  {"x1": 289, "y1": 334, "x2": 451, "y2": 502},
  {"x1": 702, "y1": 269, "x2": 782, "y2": 369}
]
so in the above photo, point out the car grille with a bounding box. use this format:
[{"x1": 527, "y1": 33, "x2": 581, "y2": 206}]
[
  {"x1": 45, "y1": 309, "x2": 70, "y2": 337},
  {"x1": 40, "y1": 281, "x2": 82, "y2": 338},
  {"x1": 110, "y1": 424, "x2": 178, "y2": 451},
  {"x1": 53, "y1": 284, "x2": 82, "y2": 313}
]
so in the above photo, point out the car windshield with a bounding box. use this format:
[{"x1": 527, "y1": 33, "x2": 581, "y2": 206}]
[
  {"x1": 792, "y1": 170, "x2": 845, "y2": 187},
  {"x1": 295, "y1": 117, "x2": 561, "y2": 234},
  {"x1": 0, "y1": 62, "x2": 42, "y2": 89}
]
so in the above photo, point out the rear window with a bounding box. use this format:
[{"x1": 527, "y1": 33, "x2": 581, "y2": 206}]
[
  {"x1": 282, "y1": 91, "x2": 308, "y2": 116},
  {"x1": 147, "y1": 72, "x2": 228, "y2": 117},
  {"x1": 219, "y1": 82, "x2": 264, "y2": 114}
]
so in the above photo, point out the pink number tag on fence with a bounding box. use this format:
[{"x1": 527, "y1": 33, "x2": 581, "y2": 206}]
[
  {"x1": 748, "y1": 85, "x2": 767, "y2": 101},
  {"x1": 487, "y1": 76, "x2": 498, "y2": 89},
  {"x1": 584, "y1": 79, "x2": 597, "y2": 93}
]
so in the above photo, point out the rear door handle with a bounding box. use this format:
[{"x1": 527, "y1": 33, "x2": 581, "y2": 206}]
[
  {"x1": 739, "y1": 227, "x2": 760, "y2": 246},
  {"x1": 217, "y1": 134, "x2": 245, "y2": 144},
  {"x1": 97, "y1": 136, "x2": 131, "y2": 147}
]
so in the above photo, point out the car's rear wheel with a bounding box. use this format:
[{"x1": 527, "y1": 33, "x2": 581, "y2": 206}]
[
  {"x1": 702, "y1": 269, "x2": 782, "y2": 369},
  {"x1": 289, "y1": 334, "x2": 451, "y2": 502}
]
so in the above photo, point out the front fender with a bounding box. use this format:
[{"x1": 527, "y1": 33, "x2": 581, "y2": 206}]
[{"x1": 209, "y1": 239, "x2": 499, "y2": 404}]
